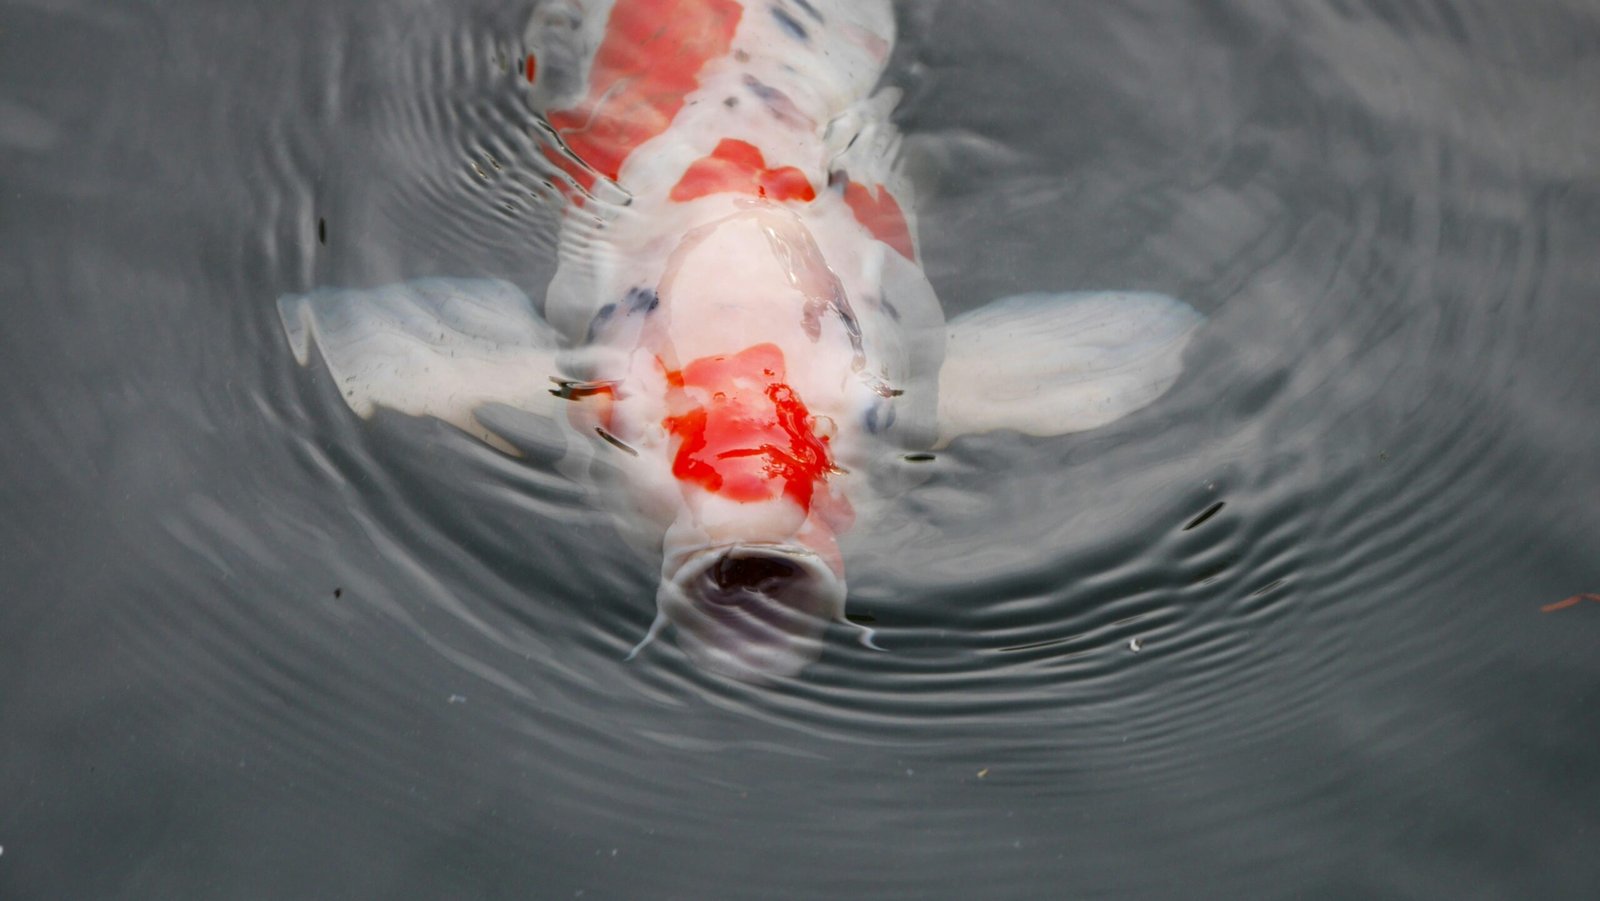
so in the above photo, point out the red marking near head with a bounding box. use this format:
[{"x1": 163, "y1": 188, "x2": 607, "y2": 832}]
[
  {"x1": 662, "y1": 344, "x2": 834, "y2": 511},
  {"x1": 670, "y1": 139, "x2": 816, "y2": 203},
  {"x1": 525, "y1": 53, "x2": 537, "y2": 83},
  {"x1": 543, "y1": 0, "x2": 743, "y2": 192},
  {"x1": 842, "y1": 178, "x2": 915, "y2": 261}
]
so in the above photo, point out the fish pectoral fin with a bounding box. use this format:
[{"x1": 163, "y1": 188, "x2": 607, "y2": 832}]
[
  {"x1": 277, "y1": 278, "x2": 565, "y2": 453},
  {"x1": 935, "y1": 291, "x2": 1203, "y2": 447}
]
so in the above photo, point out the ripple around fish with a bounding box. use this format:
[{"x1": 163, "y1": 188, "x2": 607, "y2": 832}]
[
  {"x1": 48, "y1": 1, "x2": 1593, "y2": 878},
  {"x1": 363, "y1": 15, "x2": 621, "y2": 273}
]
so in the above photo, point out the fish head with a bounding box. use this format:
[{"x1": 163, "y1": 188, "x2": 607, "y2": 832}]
[
  {"x1": 647, "y1": 339, "x2": 855, "y2": 680},
  {"x1": 586, "y1": 204, "x2": 883, "y2": 678}
]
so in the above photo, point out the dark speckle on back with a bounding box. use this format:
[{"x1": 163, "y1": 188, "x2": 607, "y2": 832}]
[
  {"x1": 791, "y1": 0, "x2": 824, "y2": 23},
  {"x1": 624, "y1": 286, "x2": 659, "y2": 314},
  {"x1": 587, "y1": 288, "x2": 658, "y2": 341},
  {"x1": 770, "y1": 5, "x2": 809, "y2": 42}
]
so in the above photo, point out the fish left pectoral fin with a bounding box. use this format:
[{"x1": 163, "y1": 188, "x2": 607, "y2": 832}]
[
  {"x1": 276, "y1": 278, "x2": 565, "y2": 450},
  {"x1": 934, "y1": 290, "x2": 1204, "y2": 447}
]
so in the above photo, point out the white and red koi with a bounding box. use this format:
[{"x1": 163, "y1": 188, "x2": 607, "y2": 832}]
[{"x1": 280, "y1": 0, "x2": 1202, "y2": 679}]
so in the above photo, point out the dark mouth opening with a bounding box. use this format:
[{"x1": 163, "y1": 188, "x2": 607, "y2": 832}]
[{"x1": 708, "y1": 552, "x2": 802, "y2": 601}]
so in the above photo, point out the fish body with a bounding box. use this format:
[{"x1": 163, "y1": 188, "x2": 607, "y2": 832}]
[{"x1": 279, "y1": 0, "x2": 1203, "y2": 679}]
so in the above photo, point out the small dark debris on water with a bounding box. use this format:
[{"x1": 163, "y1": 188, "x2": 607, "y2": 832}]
[
  {"x1": 1191, "y1": 556, "x2": 1238, "y2": 585},
  {"x1": 902, "y1": 453, "x2": 935, "y2": 463},
  {"x1": 318, "y1": 217, "x2": 327, "y2": 245},
  {"x1": 333, "y1": 587, "x2": 342, "y2": 599},
  {"x1": 1183, "y1": 501, "x2": 1225, "y2": 531},
  {"x1": 595, "y1": 427, "x2": 639, "y2": 456},
  {"x1": 550, "y1": 377, "x2": 617, "y2": 401}
]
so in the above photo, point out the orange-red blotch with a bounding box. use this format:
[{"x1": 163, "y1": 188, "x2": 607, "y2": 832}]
[
  {"x1": 544, "y1": 0, "x2": 743, "y2": 192},
  {"x1": 1542, "y1": 592, "x2": 1600, "y2": 613},
  {"x1": 842, "y1": 178, "x2": 915, "y2": 261},
  {"x1": 662, "y1": 344, "x2": 833, "y2": 510},
  {"x1": 670, "y1": 139, "x2": 817, "y2": 203},
  {"x1": 525, "y1": 53, "x2": 537, "y2": 83}
]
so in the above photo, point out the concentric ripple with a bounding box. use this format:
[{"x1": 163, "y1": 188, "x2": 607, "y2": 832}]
[{"x1": 5, "y1": 0, "x2": 1599, "y2": 897}]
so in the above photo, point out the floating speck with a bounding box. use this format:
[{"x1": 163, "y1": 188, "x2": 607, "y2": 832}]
[
  {"x1": 1183, "y1": 500, "x2": 1225, "y2": 531},
  {"x1": 1128, "y1": 637, "x2": 1144, "y2": 653}
]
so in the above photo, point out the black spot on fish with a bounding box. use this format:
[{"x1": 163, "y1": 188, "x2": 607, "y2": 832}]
[
  {"x1": 623, "y1": 286, "x2": 659, "y2": 314},
  {"x1": 585, "y1": 302, "x2": 617, "y2": 342},
  {"x1": 741, "y1": 74, "x2": 810, "y2": 128},
  {"x1": 791, "y1": 0, "x2": 824, "y2": 23},
  {"x1": 770, "y1": 5, "x2": 808, "y2": 41},
  {"x1": 723, "y1": 95, "x2": 738, "y2": 108},
  {"x1": 864, "y1": 400, "x2": 898, "y2": 435}
]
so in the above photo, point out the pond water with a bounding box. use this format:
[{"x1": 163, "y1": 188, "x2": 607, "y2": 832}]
[{"x1": 3, "y1": 0, "x2": 1598, "y2": 897}]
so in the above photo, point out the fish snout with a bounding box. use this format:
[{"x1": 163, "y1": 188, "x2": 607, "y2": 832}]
[{"x1": 658, "y1": 543, "x2": 845, "y2": 680}]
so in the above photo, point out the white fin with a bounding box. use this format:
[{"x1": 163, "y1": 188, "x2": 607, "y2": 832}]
[
  {"x1": 277, "y1": 278, "x2": 564, "y2": 453},
  {"x1": 936, "y1": 291, "x2": 1202, "y2": 447}
]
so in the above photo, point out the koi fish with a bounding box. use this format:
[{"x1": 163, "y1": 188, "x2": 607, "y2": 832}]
[{"x1": 278, "y1": 0, "x2": 1202, "y2": 680}]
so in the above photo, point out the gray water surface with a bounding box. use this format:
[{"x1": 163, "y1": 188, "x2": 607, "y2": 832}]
[{"x1": 3, "y1": 1, "x2": 1599, "y2": 898}]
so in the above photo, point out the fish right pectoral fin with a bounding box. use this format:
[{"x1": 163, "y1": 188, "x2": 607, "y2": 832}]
[
  {"x1": 277, "y1": 278, "x2": 565, "y2": 453},
  {"x1": 934, "y1": 291, "x2": 1204, "y2": 447}
]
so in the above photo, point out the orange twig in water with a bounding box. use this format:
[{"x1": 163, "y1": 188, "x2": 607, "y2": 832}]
[{"x1": 1542, "y1": 593, "x2": 1600, "y2": 613}]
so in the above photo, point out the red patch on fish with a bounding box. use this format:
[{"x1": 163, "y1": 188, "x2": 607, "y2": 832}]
[
  {"x1": 842, "y1": 178, "x2": 915, "y2": 261},
  {"x1": 544, "y1": 0, "x2": 743, "y2": 191},
  {"x1": 662, "y1": 343, "x2": 833, "y2": 511},
  {"x1": 670, "y1": 139, "x2": 816, "y2": 203}
]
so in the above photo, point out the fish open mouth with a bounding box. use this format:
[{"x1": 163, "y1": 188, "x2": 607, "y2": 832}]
[{"x1": 658, "y1": 543, "x2": 846, "y2": 680}]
